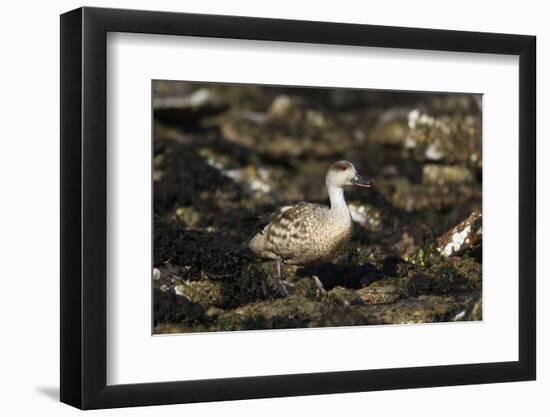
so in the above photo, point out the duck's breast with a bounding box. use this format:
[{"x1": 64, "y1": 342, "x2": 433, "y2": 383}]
[{"x1": 307, "y1": 213, "x2": 352, "y2": 263}]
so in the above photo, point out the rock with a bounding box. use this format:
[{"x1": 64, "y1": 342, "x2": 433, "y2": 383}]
[
  {"x1": 293, "y1": 277, "x2": 322, "y2": 299},
  {"x1": 155, "y1": 219, "x2": 246, "y2": 279},
  {"x1": 153, "y1": 288, "x2": 206, "y2": 327},
  {"x1": 153, "y1": 88, "x2": 228, "y2": 123},
  {"x1": 326, "y1": 286, "x2": 365, "y2": 306},
  {"x1": 452, "y1": 295, "x2": 482, "y2": 321},
  {"x1": 357, "y1": 278, "x2": 408, "y2": 304},
  {"x1": 305, "y1": 110, "x2": 327, "y2": 128},
  {"x1": 422, "y1": 164, "x2": 475, "y2": 186},
  {"x1": 206, "y1": 306, "x2": 225, "y2": 318},
  {"x1": 153, "y1": 142, "x2": 242, "y2": 215},
  {"x1": 219, "y1": 97, "x2": 358, "y2": 160},
  {"x1": 369, "y1": 106, "x2": 481, "y2": 170},
  {"x1": 469, "y1": 297, "x2": 482, "y2": 321},
  {"x1": 405, "y1": 110, "x2": 482, "y2": 167},
  {"x1": 152, "y1": 268, "x2": 161, "y2": 281},
  {"x1": 364, "y1": 295, "x2": 473, "y2": 324},
  {"x1": 427, "y1": 94, "x2": 480, "y2": 115},
  {"x1": 215, "y1": 293, "x2": 473, "y2": 329},
  {"x1": 155, "y1": 263, "x2": 190, "y2": 285},
  {"x1": 268, "y1": 95, "x2": 295, "y2": 119},
  {"x1": 370, "y1": 118, "x2": 409, "y2": 146},
  {"x1": 173, "y1": 206, "x2": 202, "y2": 227},
  {"x1": 437, "y1": 211, "x2": 482, "y2": 257},
  {"x1": 407, "y1": 258, "x2": 481, "y2": 295},
  {"x1": 217, "y1": 165, "x2": 273, "y2": 195},
  {"x1": 391, "y1": 224, "x2": 436, "y2": 264},
  {"x1": 447, "y1": 256, "x2": 482, "y2": 289},
  {"x1": 174, "y1": 280, "x2": 226, "y2": 307},
  {"x1": 154, "y1": 219, "x2": 272, "y2": 307},
  {"x1": 215, "y1": 296, "x2": 324, "y2": 331},
  {"x1": 376, "y1": 178, "x2": 480, "y2": 214},
  {"x1": 348, "y1": 202, "x2": 384, "y2": 232}
]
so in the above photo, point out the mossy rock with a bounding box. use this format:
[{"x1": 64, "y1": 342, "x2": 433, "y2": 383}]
[
  {"x1": 153, "y1": 288, "x2": 207, "y2": 327},
  {"x1": 215, "y1": 296, "x2": 324, "y2": 331},
  {"x1": 357, "y1": 277, "x2": 408, "y2": 304},
  {"x1": 326, "y1": 286, "x2": 365, "y2": 306},
  {"x1": 407, "y1": 257, "x2": 481, "y2": 295}
]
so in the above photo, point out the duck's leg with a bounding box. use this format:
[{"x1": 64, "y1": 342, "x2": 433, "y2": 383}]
[
  {"x1": 276, "y1": 257, "x2": 283, "y2": 279},
  {"x1": 275, "y1": 258, "x2": 290, "y2": 297},
  {"x1": 312, "y1": 275, "x2": 327, "y2": 298}
]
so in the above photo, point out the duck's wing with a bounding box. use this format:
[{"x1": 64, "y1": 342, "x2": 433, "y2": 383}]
[
  {"x1": 263, "y1": 202, "x2": 328, "y2": 236},
  {"x1": 255, "y1": 205, "x2": 295, "y2": 234},
  {"x1": 260, "y1": 202, "x2": 330, "y2": 262}
]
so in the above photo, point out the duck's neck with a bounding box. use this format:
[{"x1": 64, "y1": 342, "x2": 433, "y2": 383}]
[{"x1": 327, "y1": 184, "x2": 349, "y2": 212}]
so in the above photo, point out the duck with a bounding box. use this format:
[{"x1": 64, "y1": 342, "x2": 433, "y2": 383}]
[{"x1": 249, "y1": 160, "x2": 372, "y2": 295}]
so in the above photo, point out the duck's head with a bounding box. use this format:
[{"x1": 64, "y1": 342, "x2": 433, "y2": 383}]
[{"x1": 326, "y1": 160, "x2": 372, "y2": 189}]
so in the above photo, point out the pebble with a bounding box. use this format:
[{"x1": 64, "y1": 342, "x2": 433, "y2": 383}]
[{"x1": 153, "y1": 268, "x2": 161, "y2": 281}]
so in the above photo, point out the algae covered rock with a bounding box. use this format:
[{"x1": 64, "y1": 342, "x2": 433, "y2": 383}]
[
  {"x1": 364, "y1": 295, "x2": 475, "y2": 325},
  {"x1": 326, "y1": 286, "x2": 365, "y2": 306},
  {"x1": 357, "y1": 277, "x2": 408, "y2": 305},
  {"x1": 215, "y1": 296, "x2": 324, "y2": 331},
  {"x1": 153, "y1": 288, "x2": 207, "y2": 327},
  {"x1": 174, "y1": 280, "x2": 226, "y2": 308},
  {"x1": 406, "y1": 257, "x2": 481, "y2": 296}
]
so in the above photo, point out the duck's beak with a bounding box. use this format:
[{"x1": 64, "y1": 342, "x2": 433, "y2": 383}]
[{"x1": 351, "y1": 174, "x2": 372, "y2": 188}]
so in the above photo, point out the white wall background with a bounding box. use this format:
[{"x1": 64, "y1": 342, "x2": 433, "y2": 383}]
[{"x1": 0, "y1": 0, "x2": 546, "y2": 415}]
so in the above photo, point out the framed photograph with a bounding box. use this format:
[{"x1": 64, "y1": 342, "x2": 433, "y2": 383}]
[{"x1": 60, "y1": 6, "x2": 536, "y2": 409}]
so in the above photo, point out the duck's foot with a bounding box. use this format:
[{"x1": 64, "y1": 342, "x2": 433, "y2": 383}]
[
  {"x1": 276, "y1": 279, "x2": 294, "y2": 297},
  {"x1": 312, "y1": 275, "x2": 327, "y2": 299},
  {"x1": 260, "y1": 280, "x2": 268, "y2": 299},
  {"x1": 274, "y1": 258, "x2": 294, "y2": 297}
]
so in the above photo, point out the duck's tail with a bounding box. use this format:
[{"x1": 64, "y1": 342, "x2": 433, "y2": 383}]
[
  {"x1": 248, "y1": 232, "x2": 266, "y2": 255},
  {"x1": 248, "y1": 232, "x2": 279, "y2": 261}
]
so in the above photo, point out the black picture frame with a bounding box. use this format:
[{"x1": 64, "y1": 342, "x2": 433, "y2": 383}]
[{"x1": 60, "y1": 6, "x2": 536, "y2": 410}]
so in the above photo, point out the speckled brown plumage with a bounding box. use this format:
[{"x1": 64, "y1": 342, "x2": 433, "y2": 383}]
[
  {"x1": 249, "y1": 202, "x2": 352, "y2": 265},
  {"x1": 249, "y1": 161, "x2": 370, "y2": 268}
]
